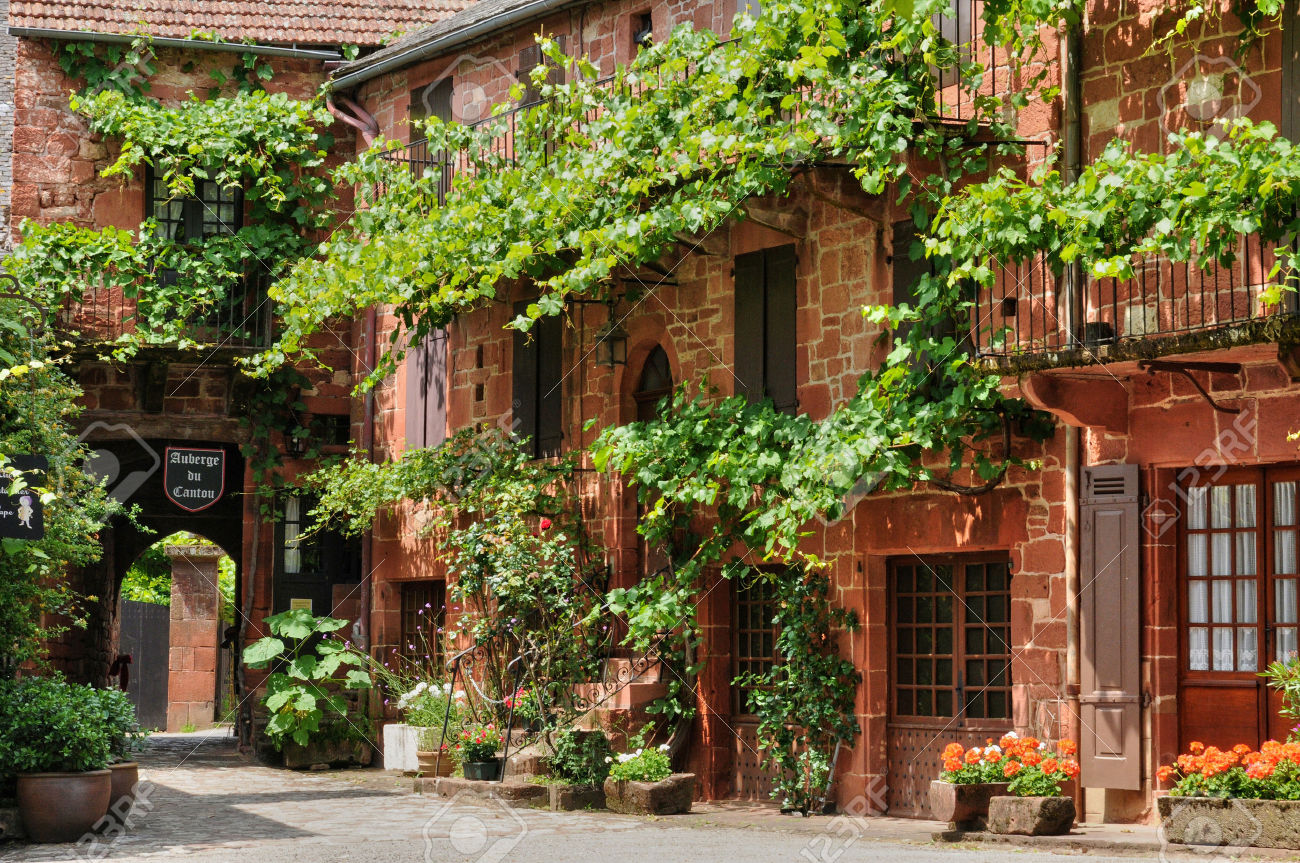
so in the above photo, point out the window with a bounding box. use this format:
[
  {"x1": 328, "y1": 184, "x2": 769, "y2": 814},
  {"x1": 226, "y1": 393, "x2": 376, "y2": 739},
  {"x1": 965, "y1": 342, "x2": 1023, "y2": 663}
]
[
  {"x1": 399, "y1": 580, "x2": 447, "y2": 675},
  {"x1": 516, "y1": 36, "x2": 567, "y2": 106},
  {"x1": 631, "y1": 12, "x2": 654, "y2": 51},
  {"x1": 1182, "y1": 471, "x2": 1300, "y2": 672},
  {"x1": 734, "y1": 244, "x2": 797, "y2": 413},
  {"x1": 274, "y1": 494, "x2": 362, "y2": 614},
  {"x1": 410, "y1": 78, "x2": 454, "y2": 126},
  {"x1": 149, "y1": 172, "x2": 241, "y2": 242},
  {"x1": 512, "y1": 301, "x2": 563, "y2": 458},
  {"x1": 732, "y1": 576, "x2": 779, "y2": 716},
  {"x1": 633, "y1": 345, "x2": 673, "y2": 422},
  {"x1": 406, "y1": 330, "x2": 448, "y2": 450},
  {"x1": 891, "y1": 219, "x2": 967, "y2": 363},
  {"x1": 932, "y1": 0, "x2": 974, "y2": 89},
  {"x1": 891, "y1": 556, "x2": 1012, "y2": 722}
]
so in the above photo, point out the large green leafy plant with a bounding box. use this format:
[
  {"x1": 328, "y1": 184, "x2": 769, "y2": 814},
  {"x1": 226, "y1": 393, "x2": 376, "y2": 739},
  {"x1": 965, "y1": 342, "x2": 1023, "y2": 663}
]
[
  {"x1": 0, "y1": 677, "x2": 114, "y2": 775},
  {"x1": 243, "y1": 609, "x2": 372, "y2": 749}
]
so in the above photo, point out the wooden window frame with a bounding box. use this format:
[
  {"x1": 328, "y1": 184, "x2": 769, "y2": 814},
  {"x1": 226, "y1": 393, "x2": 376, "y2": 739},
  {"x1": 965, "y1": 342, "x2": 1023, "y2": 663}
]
[
  {"x1": 888, "y1": 554, "x2": 1013, "y2": 728},
  {"x1": 398, "y1": 580, "x2": 447, "y2": 675},
  {"x1": 1179, "y1": 465, "x2": 1300, "y2": 680},
  {"x1": 732, "y1": 574, "x2": 780, "y2": 718},
  {"x1": 146, "y1": 166, "x2": 243, "y2": 242}
]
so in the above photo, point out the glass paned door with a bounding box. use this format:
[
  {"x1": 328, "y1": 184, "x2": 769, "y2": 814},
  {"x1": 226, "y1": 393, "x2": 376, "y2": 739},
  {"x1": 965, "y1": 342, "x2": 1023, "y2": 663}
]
[{"x1": 1184, "y1": 482, "x2": 1260, "y2": 672}]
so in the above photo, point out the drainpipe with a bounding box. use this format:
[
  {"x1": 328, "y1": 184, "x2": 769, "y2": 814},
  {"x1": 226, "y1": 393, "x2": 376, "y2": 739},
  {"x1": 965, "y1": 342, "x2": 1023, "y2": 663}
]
[
  {"x1": 326, "y1": 93, "x2": 380, "y2": 149},
  {"x1": 1062, "y1": 11, "x2": 1085, "y2": 818},
  {"x1": 360, "y1": 307, "x2": 378, "y2": 654}
]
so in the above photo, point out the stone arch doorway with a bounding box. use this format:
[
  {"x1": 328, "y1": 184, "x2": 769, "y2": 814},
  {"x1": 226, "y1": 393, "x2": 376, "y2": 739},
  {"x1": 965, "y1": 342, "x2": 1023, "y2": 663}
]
[{"x1": 56, "y1": 437, "x2": 246, "y2": 713}]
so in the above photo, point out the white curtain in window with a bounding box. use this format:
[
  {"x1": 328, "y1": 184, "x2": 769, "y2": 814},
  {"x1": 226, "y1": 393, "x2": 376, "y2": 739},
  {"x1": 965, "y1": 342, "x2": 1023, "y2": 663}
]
[{"x1": 284, "y1": 497, "x2": 301, "y2": 575}]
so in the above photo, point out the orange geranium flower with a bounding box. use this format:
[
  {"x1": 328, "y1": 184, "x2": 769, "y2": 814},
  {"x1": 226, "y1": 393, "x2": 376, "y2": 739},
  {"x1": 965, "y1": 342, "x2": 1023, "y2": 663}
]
[
  {"x1": 1057, "y1": 739, "x2": 1077, "y2": 757},
  {"x1": 1041, "y1": 757, "x2": 1060, "y2": 774},
  {"x1": 1156, "y1": 765, "x2": 1174, "y2": 783},
  {"x1": 1233, "y1": 743, "x2": 1251, "y2": 755},
  {"x1": 943, "y1": 742, "x2": 964, "y2": 761},
  {"x1": 1246, "y1": 760, "x2": 1275, "y2": 780},
  {"x1": 1188, "y1": 741, "x2": 1205, "y2": 754},
  {"x1": 1003, "y1": 761, "x2": 1022, "y2": 777},
  {"x1": 944, "y1": 758, "x2": 962, "y2": 772},
  {"x1": 985, "y1": 749, "x2": 1002, "y2": 764},
  {"x1": 965, "y1": 748, "x2": 982, "y2": 764},
  {"x1": 1062, "y1": 759, "x2": 1080, "y2": 778},
  {"x1": 1022, "y1": 750, "x2": 1042, "y2": 767}
]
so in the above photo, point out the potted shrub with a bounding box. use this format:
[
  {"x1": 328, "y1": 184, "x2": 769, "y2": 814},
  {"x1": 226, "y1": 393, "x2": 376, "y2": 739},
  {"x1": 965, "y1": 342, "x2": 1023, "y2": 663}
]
[
  {"x1": 457, "y1": 723, "x2": 504, "y2": 781},
  {"x1": 94, "y1": 687, "x2": 148, "y2": 818},
  {"x1": 1157, "y1": 740, "x2": 1300, "y2": 850},
  {"x1": 546, "y1": 729, "x2": 612, "y2": 810},
  {"x1": 987, "y1": 738, "x2": 1079, "y2": 836},
  {"x1": 416, "y1": 725, "x2": 456, "y2": 777},
  {"x1": 930, "y1": 738, "x2": 1013, "y2": 828},
  {"x1": 0, "y1": 677, "x2": 113, "y2": 843},
  {"x1": 603, "y1": 739, "x2": 694, "y2": 815}
]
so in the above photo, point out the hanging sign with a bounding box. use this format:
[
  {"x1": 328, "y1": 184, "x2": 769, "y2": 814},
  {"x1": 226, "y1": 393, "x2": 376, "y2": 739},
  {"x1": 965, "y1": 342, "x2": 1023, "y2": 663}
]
[
  {"x1": 0, "y1": 455, "x2": 47, "y2": 540},
  {"x1": 164, "y1": 447, "x2": 225, "y2": 512}
]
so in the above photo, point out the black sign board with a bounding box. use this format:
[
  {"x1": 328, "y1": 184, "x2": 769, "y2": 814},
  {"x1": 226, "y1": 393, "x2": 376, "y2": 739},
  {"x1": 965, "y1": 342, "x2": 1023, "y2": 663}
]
[
  {"x1": 164, "y1": 447, "x2": 225, "y2": 513},
  {"x1": 0, "y1": 455, "x2": 47, "y2": 540}
]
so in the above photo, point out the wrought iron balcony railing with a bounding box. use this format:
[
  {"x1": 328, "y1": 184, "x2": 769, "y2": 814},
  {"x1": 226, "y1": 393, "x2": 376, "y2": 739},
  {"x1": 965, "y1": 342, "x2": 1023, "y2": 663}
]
[
  {"x1": 57, "y1": 271, "x2": 274, "y2": 350},
  {"x1": 380, "y1": 1, "x2": 1000, "y2": 202},
  {"x1": 971, "y1": 233, "x2": 1300, "y2": 367}
]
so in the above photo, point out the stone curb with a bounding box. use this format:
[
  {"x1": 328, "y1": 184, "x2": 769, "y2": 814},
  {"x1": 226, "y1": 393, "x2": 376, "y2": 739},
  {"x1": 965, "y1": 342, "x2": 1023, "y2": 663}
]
[{"x1": 935, "y1": 829, "x2": 1300, "y2": 859}]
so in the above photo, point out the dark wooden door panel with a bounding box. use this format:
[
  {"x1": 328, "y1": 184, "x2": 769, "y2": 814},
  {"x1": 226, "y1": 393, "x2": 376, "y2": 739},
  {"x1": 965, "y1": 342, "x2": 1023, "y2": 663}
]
[{"x1": 1179, "y1": 684, "x2": 1260, "y2": 749}]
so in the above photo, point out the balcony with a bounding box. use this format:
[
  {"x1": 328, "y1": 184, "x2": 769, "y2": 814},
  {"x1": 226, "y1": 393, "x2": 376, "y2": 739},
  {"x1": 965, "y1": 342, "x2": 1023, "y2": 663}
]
[
  {"x1": 971, "y1": 233, "x2": 1300, "y2": 371},
  {"x1": 57, "y1": 272, "x2": 273, "y2": 352},
  {"x1": 380, "y1": 2, "x2": 1001, "y2": 203}
]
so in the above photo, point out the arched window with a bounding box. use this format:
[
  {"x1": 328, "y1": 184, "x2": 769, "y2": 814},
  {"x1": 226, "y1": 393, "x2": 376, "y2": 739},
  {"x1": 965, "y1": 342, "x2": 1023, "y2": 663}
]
[{"x1": 633, "y1": 345, "x2": 673, "y2": 422}]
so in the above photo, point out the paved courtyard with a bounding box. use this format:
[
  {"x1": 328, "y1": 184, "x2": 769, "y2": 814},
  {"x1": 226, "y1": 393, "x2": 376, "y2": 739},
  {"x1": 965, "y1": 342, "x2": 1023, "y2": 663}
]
[{"x1": 0, "y1": 731, "x2": 1203, "y2": 863}]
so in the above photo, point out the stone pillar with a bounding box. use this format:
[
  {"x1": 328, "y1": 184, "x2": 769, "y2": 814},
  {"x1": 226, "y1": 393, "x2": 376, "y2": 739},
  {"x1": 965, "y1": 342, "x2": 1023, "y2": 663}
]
[{"x1": 164, "y1": 544, "x2": 223, "y2": 732}]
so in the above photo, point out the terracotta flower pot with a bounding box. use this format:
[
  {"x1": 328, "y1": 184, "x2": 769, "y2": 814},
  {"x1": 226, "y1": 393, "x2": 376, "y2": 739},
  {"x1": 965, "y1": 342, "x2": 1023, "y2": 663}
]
[
  {"x1": 108, "y1": 761, "x2": 141, "y2": 818},
  {"x1": 17, "y1": 770, "x2": 112, "y2": 843},
  {"x1": 462, "y1": 759, "x2": 503, "y2": 781},
  {"x1": 416, "y1": 750, "x2": 455, "y2": 777},
  {"x1": 929, "y1": 780, "x2": 1010, "y2": 827}
]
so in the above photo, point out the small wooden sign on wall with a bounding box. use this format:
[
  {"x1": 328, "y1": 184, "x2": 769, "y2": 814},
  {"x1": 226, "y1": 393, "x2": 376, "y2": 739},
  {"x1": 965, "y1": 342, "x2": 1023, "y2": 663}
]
[{"x1": 164, "y1": 447, "x2": 225, "y2": 512}]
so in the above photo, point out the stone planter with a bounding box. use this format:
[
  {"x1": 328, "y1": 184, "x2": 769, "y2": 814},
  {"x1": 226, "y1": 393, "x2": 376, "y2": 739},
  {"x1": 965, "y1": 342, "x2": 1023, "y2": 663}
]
[
  {"x1": 987, "y1": 795, "x2": 1075, "y2": 836},
  {"x1": 1157, "y1": 795, "x2": 1300, "y2": 850},
  {"x1": 603, "y1": 773, "x2": 694, "y2": 815},
  {"x1": 928, "y1": 780, "x2": 1010, "y2": 828},
  {"x1": 383, "y1": 723, "x2": 420, "y2": 772},
  {"x1": 282, "y1": 737, "x2": 372, "y2": 770},
  {"x1": 463, "y1": 759, "x2": 504, "y2": 781},
  {"x1": 548, "y1": 782, "x2": 606, "y2": 811},
  {"x1": 16, "y1": 770, "x2": 111, "y2": 843},
  {"x1": 416, "y1": 750, "x2": 456, "y2": 777}
]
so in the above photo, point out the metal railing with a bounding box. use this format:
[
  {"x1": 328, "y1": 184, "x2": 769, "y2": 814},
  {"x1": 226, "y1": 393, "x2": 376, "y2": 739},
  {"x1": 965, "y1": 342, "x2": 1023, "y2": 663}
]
[
  {"x1": 380, "y1": 1, "x2": 999, "y2": 202},
  {"x1": 57, "y1": 271, "x2": 274, "y2": 349},
  {"x1": 971, "y1": 234, "x2": 1300, "y2": 362}
]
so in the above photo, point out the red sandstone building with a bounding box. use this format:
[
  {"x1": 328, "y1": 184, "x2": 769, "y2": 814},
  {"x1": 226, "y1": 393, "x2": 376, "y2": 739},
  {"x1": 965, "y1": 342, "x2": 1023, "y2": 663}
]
[{"x1": 16, "y1": 0, "x2": 1300, "y2": 825}]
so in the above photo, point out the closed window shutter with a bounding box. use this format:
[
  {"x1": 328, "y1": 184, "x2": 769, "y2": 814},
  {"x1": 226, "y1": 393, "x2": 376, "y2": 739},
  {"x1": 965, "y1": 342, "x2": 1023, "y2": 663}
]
[
  {"x1": 405, "y1": 338, "x2": 428, "y2": 449},
  {"x1": 734, "y1": 250, "x2": 765, "y2": 404},
  {"x1": 764, "y1": 244, "x2": 797, "y2": 414},
  {"x1": 424, "y1": 330, "x2": 448, "y2": 448},
  {"x1": 1286, "y1": 0, "x2": 1300, "y2": 143},
  {"x1": 512, "y1": 301, "x2": 539, "y2": 453},
  {"x1": 535, "y1": 312, "x2": 563, "y2": 457},
  {"x1": 1080, "y1": 463, "x2": 1142, "y2": 790}
]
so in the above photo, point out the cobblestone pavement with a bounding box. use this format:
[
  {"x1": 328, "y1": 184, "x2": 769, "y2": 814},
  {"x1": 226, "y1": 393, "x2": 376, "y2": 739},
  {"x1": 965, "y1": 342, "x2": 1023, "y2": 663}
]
[{"x1": 1, "y1": 730, "x2": 1178, "y2": 863}]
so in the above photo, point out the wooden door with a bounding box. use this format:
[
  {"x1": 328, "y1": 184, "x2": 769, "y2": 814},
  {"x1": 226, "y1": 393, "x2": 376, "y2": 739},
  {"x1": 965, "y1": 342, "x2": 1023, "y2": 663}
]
[
  {"x1": 1179, "y1": 467, "x2": 1300, "y2": 749},
  {"x1": 732, "y1": 577, "x2": 778, "y2": 801}
]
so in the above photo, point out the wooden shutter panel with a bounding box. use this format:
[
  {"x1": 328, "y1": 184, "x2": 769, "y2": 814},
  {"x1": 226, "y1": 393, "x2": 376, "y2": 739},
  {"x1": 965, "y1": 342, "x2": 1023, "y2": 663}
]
[
  {"x1": 764, "y1": 244, "x2": 798, "y2": 414},
  {"x1": 1080, "y1": 463, "x2": 1142, "y2": 790},
  {"x1": 405, "y1": 338, "x2": 428, "y2": 449},
  {"x1": 535, "y1": 312, "x2": 564, "y2": 458},
  {"x1": 424, "y1": 330, "x2": 448, "y2": 448},
  {"x1": 512, "y1": 302, "x2": 539, "y2": 454},
  {"x1": 734, "y1": 250, "x2": 765, "y2": 403},
  {"x1": 1285, "y1": 0, "x2": 1300, "y2": 143}
]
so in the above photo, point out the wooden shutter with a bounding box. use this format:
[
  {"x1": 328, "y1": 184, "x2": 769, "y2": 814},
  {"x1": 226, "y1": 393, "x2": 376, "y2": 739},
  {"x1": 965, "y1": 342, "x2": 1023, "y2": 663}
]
[
  {"x1": 535, "y1": 312, "x2": 563, "y2": 458},
  {"x1": 512, "y1": 301, "x2": 539, "y2": 454},
  {"x1": 765, "y1": 244, "x2": 797, "y2": 414},
  {"x1": 734, "y1": 250, "x2": 765, "y2": 403},
  {"x1": 1079, "y1": 464, "x2": 1142, "y2": 790},
  {"x1": 892, "y1": 220, "x2": 929, "y2": 340},
  {"x1": 406, "y1": 338, "x2": 428, "y2": 449}
]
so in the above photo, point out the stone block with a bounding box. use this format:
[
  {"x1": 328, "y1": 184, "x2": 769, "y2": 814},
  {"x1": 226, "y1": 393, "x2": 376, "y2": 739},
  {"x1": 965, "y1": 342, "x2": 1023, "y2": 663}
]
[
  {"x1": 603, "y1": 773, "x2": 694, "y2": 815},
  {"x1": 383, "y1": 722, "x2": 420, "y2": 772},
  {"x1": 1157, "y1": 795, "x2": 1300, "y2": 850},
  {"x1": 0, "y1": 805, "x2": 26, "y2": 840},
  {"x1": 986, "y1": 795, "x2": 1075, "y2": 836},
  {"x1": 548, "y1": 783, "x2": 606, "y2": 811},
  {"x1": 415, "y1": 776, "x2": 547, "y2": 807}
]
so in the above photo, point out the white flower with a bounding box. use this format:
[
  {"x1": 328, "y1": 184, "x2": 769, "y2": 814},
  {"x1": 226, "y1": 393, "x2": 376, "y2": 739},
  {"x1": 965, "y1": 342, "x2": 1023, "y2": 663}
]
[
  {"x1": 604, "y1": 756, "x2": 612, "y2": 763},
  {"x1": 616, "y1": 752, "x2": 637, "y2": 763},
  {"x1": 1039, "y1": 742, "x2": 1049, "y2": 751},
  {"x1": 658, "y1": 744, "x2": 670, "y2": 752},
  {"x1": 1003, "y1": 731, "x2": 1018, "y2": 739},
  {"x1": 987, "y1": 744, "x2": 1001, "y2": 754},
  {"x1": 441, "y1": 682, "x2": 452, "y2": 693}
]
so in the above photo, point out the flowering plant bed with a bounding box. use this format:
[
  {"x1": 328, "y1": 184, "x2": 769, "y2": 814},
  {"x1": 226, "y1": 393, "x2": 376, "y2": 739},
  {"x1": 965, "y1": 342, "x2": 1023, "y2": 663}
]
[
  {"x1": 603, "y1": 773, "x2": 694, "y2": 815},
  {"x1": 456, "y1": 723, "x2": 502, "y2": 764},
  {"x1": 934, "y1": 735, "x2": 1079, "y2": 832}
]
